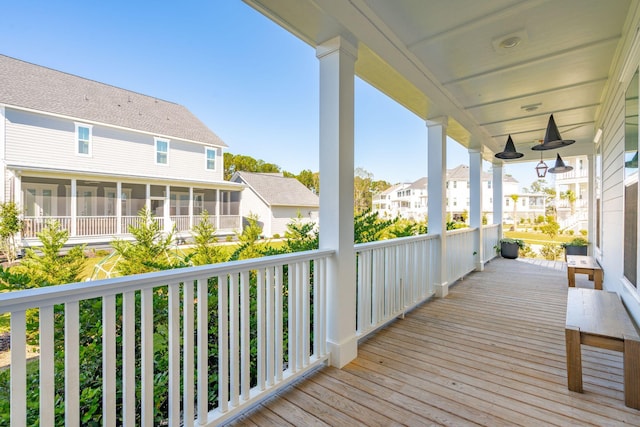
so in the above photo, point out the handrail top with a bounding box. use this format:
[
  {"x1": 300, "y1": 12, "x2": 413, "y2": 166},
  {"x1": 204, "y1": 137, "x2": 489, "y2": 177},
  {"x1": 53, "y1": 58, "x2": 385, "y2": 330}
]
[
  {"x1": 355, "y1": 233, "x2": 439, "y2": 251},
  {"x1": 0, "y1": 248, "x2": 334, "y2": 313}
]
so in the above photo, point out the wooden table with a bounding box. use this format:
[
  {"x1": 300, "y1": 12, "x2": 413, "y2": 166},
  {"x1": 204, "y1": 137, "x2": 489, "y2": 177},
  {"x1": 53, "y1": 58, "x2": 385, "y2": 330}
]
[
  {"x1": 565, "y1": 288, "x2": 640, "y2": 409},
  {"x1": 566, "y1": 255, "x2": 602, "y2": 290}
]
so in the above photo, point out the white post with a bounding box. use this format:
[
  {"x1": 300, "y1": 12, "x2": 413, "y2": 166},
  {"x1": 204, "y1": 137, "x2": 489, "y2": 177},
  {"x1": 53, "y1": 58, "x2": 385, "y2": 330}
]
[
  {"x1": 145, "y1": 184, "x2": 150, "y2": 211},
  {"x1": 492, "y1": 163, "x2": 503, "y2": 233},
  {"x1": 0, "y1": 106, "x2": 5, "y2": 204},
  {"x1": 469, "y1": 149, "x2": 484, "y2": 271},
  {"x1": 165, "y1": 185, "x2": 171, "y2": 233},
  {"x1": 70, "y1": 178, "x2": 77, "y2": 236},
  {"x1": 317, "y1": 35, "x2": 358, "y2": 368},
  {"x1": 587, "y1": 153, "x2": 595, "y2": 256},
  {"x1": 215, "y1": 189, "x2": 221, "y2": 230},
  {"x1": 13, "y1": 172, "x2": 21, "y2": 212},
  {"x1": 427, "y1": 117, "x2": 448, "y2": 297},
  {"x1": 116, "y1": 181, "x2": 122, "y2": 235},
  {"x1": 189, "y1": 186, "x2": 194, "y2": 230}
]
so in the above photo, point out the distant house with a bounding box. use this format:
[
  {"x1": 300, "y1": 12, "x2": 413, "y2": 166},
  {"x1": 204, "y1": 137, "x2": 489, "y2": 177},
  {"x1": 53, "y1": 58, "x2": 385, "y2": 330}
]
[
  {"x1": 0, "y1": 54, "x2": 243, "y2": 246},
  {"x1": 230, "y1": 171, "x2": 319, "y2": 237},
  {"x1": 373, "y1": 164, "x2": 545, "y2": 223}
]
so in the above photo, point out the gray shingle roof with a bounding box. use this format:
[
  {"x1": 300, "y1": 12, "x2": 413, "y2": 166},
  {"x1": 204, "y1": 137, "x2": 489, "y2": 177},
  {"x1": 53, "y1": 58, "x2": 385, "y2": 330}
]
[
  {"x1": 232, "y1": 172, "x2": 319, "y2": 207},
  {"x1": 0, "y1": 54, "x2": 226, "y2": 146}
]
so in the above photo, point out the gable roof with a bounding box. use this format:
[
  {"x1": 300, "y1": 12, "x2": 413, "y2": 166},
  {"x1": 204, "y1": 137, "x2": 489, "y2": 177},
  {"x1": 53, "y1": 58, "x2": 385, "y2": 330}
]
[
  {"x1": 0, "y1": 54, "x2": 226, "y2": 147},
  {"x1": 232, "y1": 171, "x2": 319, "y2": 207}
]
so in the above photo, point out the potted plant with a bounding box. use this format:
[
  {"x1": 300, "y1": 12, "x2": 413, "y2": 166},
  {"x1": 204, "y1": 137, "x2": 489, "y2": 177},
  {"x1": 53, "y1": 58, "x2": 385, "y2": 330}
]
[
  {"x1": 562, "y1": 237, "x2": 589, "y2": 257},
  {"x1": 499, "y1": 238, "x2": 525, "y2": 259}
]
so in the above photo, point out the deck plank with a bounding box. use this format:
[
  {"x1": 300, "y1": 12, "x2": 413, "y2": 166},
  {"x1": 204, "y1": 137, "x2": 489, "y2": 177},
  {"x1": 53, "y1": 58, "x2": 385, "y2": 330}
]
[{"x1": 225, "y1": 257, "x2": 640, "y2": 426}]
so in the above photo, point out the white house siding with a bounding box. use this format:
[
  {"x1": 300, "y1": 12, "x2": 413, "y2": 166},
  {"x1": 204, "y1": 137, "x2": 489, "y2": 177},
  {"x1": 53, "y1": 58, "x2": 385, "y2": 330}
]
[
  {"x1": 4, "y1": 109, "x2": 225, "y2": 182},
  {"x1": 239, "y1": 187, "x2": 272, "y2": 236},
  {"x1": 600, "y1": 80, "x2": 636, "y2": 321},
  {"x1": 271, "y1": 206, "x2": 317, "y2": 238},
  {"x1": 598, "y1": 19, "x2": 640, "y2": 324}
]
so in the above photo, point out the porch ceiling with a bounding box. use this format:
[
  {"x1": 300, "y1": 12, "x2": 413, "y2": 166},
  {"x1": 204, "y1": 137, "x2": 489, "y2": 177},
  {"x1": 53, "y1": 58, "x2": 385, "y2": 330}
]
[{"x1": 243, "y1": 0, "x2": 637, "y2": 163}]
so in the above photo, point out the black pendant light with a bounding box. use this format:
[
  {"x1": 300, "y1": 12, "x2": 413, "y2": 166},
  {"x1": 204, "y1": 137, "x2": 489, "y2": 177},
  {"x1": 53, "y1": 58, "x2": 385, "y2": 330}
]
[
  {"x1": 547, "y1": 153, "x2": 573, "y2": 174},
  {"x1": 535, "y1": 152, "x2": 548, "y2": 178},
  {"x1": 531, "y1": 114, "x2": 575, "y2": 150},
  {"x1": 495, "y1": 135, "x2": 523, "y2": 159}
]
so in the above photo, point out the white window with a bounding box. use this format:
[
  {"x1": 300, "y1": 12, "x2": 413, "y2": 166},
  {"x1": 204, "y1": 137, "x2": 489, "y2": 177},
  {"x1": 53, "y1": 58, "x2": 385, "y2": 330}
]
[
  {"x1": 75, "y1": 123, "x2": 92, "y2": 156},
  {"x1": 155, "y1": 138, "x2": 169, "y2": 165},
  {"x1": 206, "y1": 147, "x2": 217, "y2": 170}
]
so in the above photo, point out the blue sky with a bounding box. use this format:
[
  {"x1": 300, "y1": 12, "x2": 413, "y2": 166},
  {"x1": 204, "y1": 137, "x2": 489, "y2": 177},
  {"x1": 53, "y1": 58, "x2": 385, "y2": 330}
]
[{"x1": 1, "y1": 1, "x2": 536, "y2": 188}]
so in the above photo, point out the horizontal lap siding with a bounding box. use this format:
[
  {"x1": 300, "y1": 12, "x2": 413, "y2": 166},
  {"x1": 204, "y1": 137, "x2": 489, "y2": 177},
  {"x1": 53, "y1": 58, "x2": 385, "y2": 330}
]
[{"x1": 5, "y1": 109, "x2": 224, "y2": 181}]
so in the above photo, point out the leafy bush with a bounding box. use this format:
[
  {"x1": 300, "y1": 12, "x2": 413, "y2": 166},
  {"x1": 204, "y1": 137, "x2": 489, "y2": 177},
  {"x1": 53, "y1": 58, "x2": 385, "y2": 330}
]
[
  {"x1": 110, "y1": 207, "x2": 185, "y2": 275},
  {"x1": 13, "y1": 220, "x2": 86, "y2": 288},
  {"x1": 562, "y1": 237, "x2": 589, "y2": 248},
  {"x1": 540, "y1": 243, "x2": 563, "y2": 260}
]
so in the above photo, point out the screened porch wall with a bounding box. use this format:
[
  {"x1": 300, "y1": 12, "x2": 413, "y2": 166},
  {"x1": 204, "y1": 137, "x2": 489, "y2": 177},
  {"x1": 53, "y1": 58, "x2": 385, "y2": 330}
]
[{"x1": 19, "y1": 176, "x2": 241, "y2": 240}]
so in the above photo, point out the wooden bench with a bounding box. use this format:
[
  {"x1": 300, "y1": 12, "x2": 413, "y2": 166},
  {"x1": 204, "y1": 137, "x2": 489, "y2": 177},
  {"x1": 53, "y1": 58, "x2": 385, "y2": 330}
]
[
  {"x1": 566, "y1": 255, "x2": 602, "y2": 290},
  {"x1": 565, "y1": 288, "x2": 640, "y2": 409}
]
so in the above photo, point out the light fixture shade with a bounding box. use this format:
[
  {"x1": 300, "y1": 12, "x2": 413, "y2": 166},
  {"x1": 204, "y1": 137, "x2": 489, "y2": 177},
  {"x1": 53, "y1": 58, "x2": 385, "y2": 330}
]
[
  {"x1": 495, "y1": 135, "x2": 524, "y2": 159},
  {"x1": 531, "y1": 114, "x2": 575, "y2": 150},
  {"x1": 547, "y1": 153, "x2": 573, "y2": 173}
]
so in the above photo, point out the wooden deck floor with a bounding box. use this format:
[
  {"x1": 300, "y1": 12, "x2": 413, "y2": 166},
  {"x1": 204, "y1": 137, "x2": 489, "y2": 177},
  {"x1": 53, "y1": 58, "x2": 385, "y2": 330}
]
[{"x1": 227, "y1": 258, "x2": 640, "y2": 426}]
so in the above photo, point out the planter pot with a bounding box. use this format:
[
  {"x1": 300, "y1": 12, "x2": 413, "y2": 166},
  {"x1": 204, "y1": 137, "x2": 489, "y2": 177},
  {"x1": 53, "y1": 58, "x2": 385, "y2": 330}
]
[
  {"x1": 500, "y1": 242, "x2": 520, "y2": 259},
  {"x1": 564, "y1": 245, "x2": 588, "y2": 257}
]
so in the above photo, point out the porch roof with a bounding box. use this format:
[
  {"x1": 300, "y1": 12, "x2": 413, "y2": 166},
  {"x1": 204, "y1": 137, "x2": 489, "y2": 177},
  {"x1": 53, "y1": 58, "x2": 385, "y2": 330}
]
[
  {"x1": 229, "y1": 257, "x2": 639, "y2": 425},
  {"x1": 243, "y1": 0, "x2": 635, "y2": 163},
  {"x1": 8, "y1": 163, "x2": 245, "y2": 191}
]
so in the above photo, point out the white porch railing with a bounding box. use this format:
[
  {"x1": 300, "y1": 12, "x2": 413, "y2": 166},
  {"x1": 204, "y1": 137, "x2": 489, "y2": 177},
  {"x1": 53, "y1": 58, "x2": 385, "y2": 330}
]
[
  {"x1": 355, "y1": 234, "x2": 438, "y2": 338},
  {"x1": 219, "y1": 215, "x2": 241, "y2": 230},
  {"x1": 22, "y1": 216, "x2": 72, "y2": 238},
  {"x1": 446, "y1": 227, "x2": 477, "y2": 284},
  {"x1": 77, "y1": 216, "x2": 118, "y2": 236},
  {"x1": 170, "y1": 215, "x2": 190, "y2": 232},
  {"x1": 482, "y1": 224, "x2": 501, "y2": 263},
  {"x1": 1, "y1": 250, "x2": 332, "y2": 426}
]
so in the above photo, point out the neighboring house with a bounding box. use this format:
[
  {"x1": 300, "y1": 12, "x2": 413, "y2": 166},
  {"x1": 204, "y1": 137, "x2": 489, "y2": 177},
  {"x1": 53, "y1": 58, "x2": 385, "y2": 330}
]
[
  {"x1": 0, "y1": 54, "x2": 243, "y2": 246},
  {"x1": 373, "y1": 164, "x2": 544, "y2": 223},
  {"x1": 553, "y1": 155, "x2": 589, "y2": 231},
  {"x1": 230, "y1": 171, "x2": 319, "y2": 237}
]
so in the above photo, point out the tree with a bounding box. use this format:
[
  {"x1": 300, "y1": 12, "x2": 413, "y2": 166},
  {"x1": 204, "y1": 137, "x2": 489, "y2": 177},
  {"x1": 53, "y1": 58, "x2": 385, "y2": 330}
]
[
  {"x1": 14, "y1": 220, "x2": 86, "y2": 287},
  {"x1": 561, "y1": 189, "x2": 577, "y2": 215},
  {"x1": 0, "y1": 201, "x2": 22, "y2": 263},
  {"x1": 229, "y1": 213, "x2": 265, "y2": 260},
  {"x1": 189, "y1": 211, "x2": 227, "y2": 266},
  {"x1": 354, "y1": 167, "x2": 374, "y2": 214},
  {"x1": 354, "y1": 210, "x2": 397, "y2": 243},
  {"x1": 110, "y1": 207, "x2": 183, "y2": 276},
  {"x1": 510, "y1": 194, "x2": 519, "y2": 231},
  {"x1": 224, "y1": 153, "x2": 281, "y2": 180},
  {"x1": 293, "y1": 169, "x2": 320, "y2": 194}
]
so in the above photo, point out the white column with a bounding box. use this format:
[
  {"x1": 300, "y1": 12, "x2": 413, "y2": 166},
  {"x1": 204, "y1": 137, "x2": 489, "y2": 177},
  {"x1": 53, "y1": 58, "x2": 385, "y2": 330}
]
[
  {"x1": 587, "y1": 154, "x2": 595, "y2": 256},
  {"x1": 0, "y1": 106, "x2": 6, "y2": 204},
  {"x1": 427, "y1": 117, "x2": 448, "y2": 297},
  {"x1": 215, "y1": 189, "x2": 221, "y2": 230},
  {"x1": 13, "y1": 172, "x2": 21, "y2": 210},
  {"x1": 469, "y1": 149, "x2": 483, "y2": 271},
  {"x1": 317, "y1": 35, "x2": 357, "y2": 368},
  {"x1": 116, "y1": 182, "x2": 122, "y2": 235},
  {"x1": 70, "y1": 179, "x2": 77, "y2": 236},
  {"x1": 164, "y1": 185, "x2": 171, "y2": 233},
  {"x1": 145, "y1": 184, "x2": 150, "y2": 211},
  {"x1": 492, "y1": 163, "x2": 503, "y2": 231},
  {"x1": 189, "y1": 186, "x2": 194, "y2": 229}
]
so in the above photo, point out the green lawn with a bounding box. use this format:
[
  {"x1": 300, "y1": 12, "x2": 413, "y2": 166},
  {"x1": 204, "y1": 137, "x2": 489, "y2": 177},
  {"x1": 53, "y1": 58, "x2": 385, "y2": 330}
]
[{"x1": 503, "y1": 230, "x2": 583, "y2": 246}]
